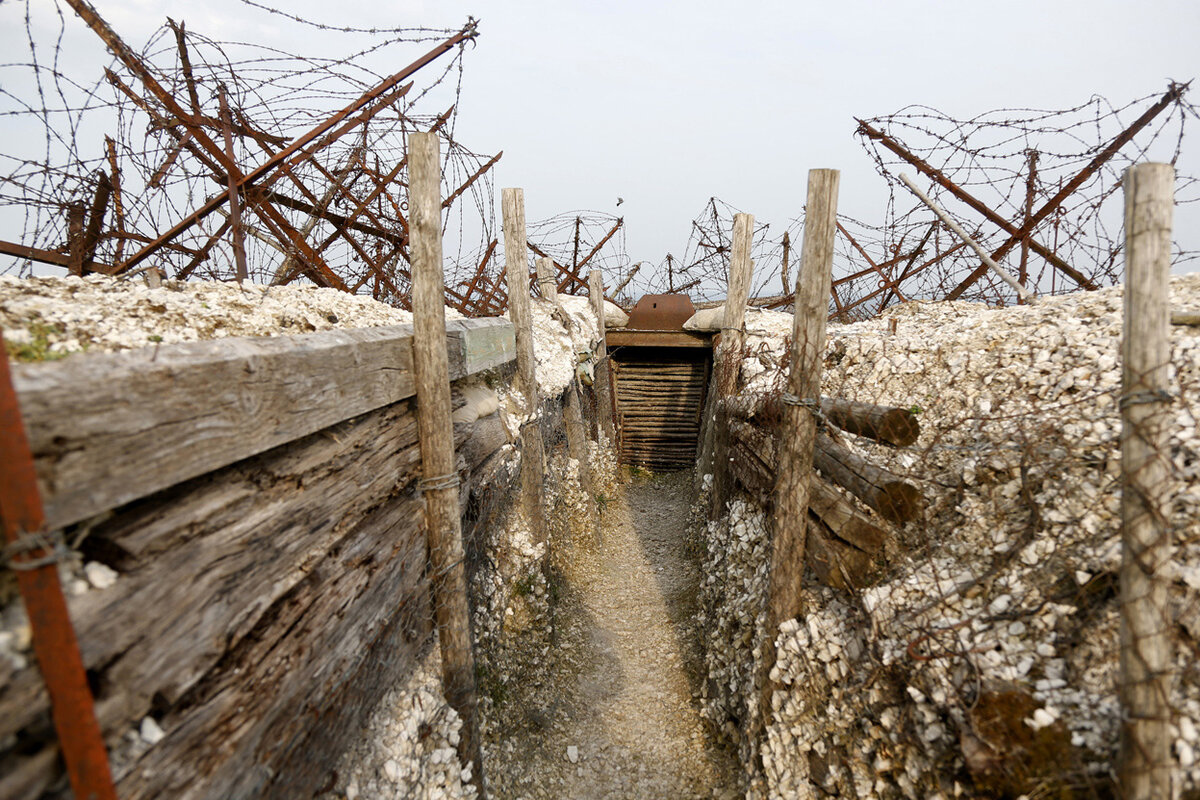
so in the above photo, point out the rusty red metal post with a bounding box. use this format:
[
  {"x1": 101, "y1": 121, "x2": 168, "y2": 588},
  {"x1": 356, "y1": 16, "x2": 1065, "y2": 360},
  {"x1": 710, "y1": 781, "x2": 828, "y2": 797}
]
[{"x1": 0, "y1": 333, "x2": 118, "y2": 800}]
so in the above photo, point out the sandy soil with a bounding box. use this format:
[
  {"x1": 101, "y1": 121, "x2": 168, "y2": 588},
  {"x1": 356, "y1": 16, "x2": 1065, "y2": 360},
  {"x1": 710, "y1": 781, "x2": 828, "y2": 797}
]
[{"x1": 487, "y1": 470, "x2": 738, "y2": 799}]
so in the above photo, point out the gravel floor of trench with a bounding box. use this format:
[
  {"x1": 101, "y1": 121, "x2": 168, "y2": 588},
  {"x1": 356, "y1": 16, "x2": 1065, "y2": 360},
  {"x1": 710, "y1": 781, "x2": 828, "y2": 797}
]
[{"x1": 486, "y1": 469, "x2": 739, "y2": 799}]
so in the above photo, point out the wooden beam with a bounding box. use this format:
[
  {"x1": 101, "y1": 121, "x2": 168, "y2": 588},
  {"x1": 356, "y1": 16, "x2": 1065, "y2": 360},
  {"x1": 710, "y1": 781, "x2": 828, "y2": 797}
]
[{"x1": 13, "y1": 319, "x2": 514, "y2": 531}]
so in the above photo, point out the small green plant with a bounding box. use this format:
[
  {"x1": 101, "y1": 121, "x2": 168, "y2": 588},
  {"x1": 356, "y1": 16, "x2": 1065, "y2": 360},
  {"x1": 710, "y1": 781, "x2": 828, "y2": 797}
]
[
  {"x1": 148, "y1": 334, "x2": 163, "y2": 343},
  {"x1": 4, "y1": 321, "x2": 72, "y2": 363},
  {"x1": 594, "y1": 492, "x2": 609, "y2": 511},
  {"x1": 909, "y1": 404, "x2": 923, "y2": 416}
]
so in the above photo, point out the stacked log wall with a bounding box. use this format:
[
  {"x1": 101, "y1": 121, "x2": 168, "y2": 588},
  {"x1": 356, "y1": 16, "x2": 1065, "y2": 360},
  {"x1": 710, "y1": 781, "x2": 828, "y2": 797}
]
[{"x1": 0, "y1": 319, "x2": 529, "y2": 800}]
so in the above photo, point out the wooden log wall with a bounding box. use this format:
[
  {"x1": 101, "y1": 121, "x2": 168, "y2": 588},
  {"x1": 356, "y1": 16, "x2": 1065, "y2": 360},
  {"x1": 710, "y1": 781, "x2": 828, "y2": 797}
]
[
  {"x1": 0, "y1": 320, "x2": 529, "y2": 800},
  {"x1": 612, "y1": 353, "x2": 709, "y2": 469}
]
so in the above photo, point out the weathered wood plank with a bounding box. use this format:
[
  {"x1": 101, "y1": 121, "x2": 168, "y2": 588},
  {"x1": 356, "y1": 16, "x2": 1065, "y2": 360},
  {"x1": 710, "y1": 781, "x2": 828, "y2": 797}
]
[
  {"x1": 13, "y1": 318, "x2": 514, "y2": 531},
  {"x1": 0, "y1": 399, "x2": 452, "y2": 751}
]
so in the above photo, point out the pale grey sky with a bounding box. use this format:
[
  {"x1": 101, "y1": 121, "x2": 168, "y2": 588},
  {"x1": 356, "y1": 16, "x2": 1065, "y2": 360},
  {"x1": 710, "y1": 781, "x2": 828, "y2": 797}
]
[{"x1": 6, "y1": 0, "x2": 1200, "y2": 286}]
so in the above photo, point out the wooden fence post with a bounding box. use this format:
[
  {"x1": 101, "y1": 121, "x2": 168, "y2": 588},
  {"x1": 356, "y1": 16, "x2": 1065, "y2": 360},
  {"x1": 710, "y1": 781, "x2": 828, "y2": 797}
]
[
  {"x1": 408, "y1": 131, "x2": 485, "y2": 794},
  {"x1": 537, "y1": 257, "x2": 596, "y2": 514},
  {"x1": 1117, "y1": 162, "x2": 1175, "y2": 800},
  {"x1": 501, "y1": 188, "x2": 548, "y2": 544},
  {"x1": 589, "y1": 269, "x2": 616, "y2": 445},
  {"x1": 707, "y1": 212, "x2": 755, "y2": 516},
  {"x1": 758, "y1": 168, "x2": 840, "y2": 752}
]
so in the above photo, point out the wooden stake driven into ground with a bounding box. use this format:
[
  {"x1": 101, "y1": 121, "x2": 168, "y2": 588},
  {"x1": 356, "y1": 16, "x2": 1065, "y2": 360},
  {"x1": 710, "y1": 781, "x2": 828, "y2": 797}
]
[
  {"x1": 1117, "y1": 162, "x2": 1174, "y2": 800},
  {"x1": 408, "y1": 131, "x2": 485, "y2": 794},
  {"x1": 590, "y1": 269, "x2": 616, "y2": 444},
  {"x1": 537, "y1": 257, "x2": 596, "y2": 521},
  {"x1": 502, "y1": 188, "x2": 548, "y2": 544},
  {"x1": 707, "y1": 213, "x2": 755, "y2": 516},
  {"x1": 759, "y1": 168, "x2": 840, "y2": 754}
]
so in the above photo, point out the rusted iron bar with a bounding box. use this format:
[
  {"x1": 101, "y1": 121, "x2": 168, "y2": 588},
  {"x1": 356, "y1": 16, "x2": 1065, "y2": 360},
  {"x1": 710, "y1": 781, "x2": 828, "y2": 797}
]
[
  {"x1": 360, "y1": 161, "x2": 410, "y2": 235},
  {"x1": 104, "y1": 137, "x2": 126, "y2": 264},
  {"x1": 836, "y1": 221, "x2": 907, "y2": 303},
  {"x1": 572, "y1": 215, "x2": 581, "y2": 271},
  {"x1": 305, "y1": 157, "x2": 397, "y2": 240},
  {"x1": 263, "y1": 188, "x2": 407, "y2": 247},
  {"x1": 218, "y1": 87, "x2": 249, "y2": 282},
  {"x1": 781, "y1": 230, "x2": 791, "y2": 295},
  {"x1": 0, "y1": 333, "x2": 119, "y2": 800},
  {"x1": 65, "y1": 203, "x2": 86, "y2": 276},
  {"x1": 147, "y1": 131, "x2": 192, "y2": 188},
  {"x1": 900, "y1": 173, "x2": 1036, "y2": 303},
  {"x1": 169, "y1": 18, "x2": 201, "y2": 115},
  {"x1": 526, "y1": 240, "x2": 588, "y2": 293},
  {"x1": 0, "y1": 238, "x2": 107, "y2": 272},
  {"x1": 151, "y1": 111, "x2": 291, "y2": 148},
  {"x1": 456, "y1": 238, "x2": 498, "y2": 313},
  {"x1": 856, "y1": 117, "x2": 1097, "y2": 294},
  {"x1": 576, "y1": 217, "x2": 623, "y2": 272},
  {"x1": 72, "y1": 0, "x2": 469, "y2": 272},
  {"x1": 878, "y1": 222, "x2": 935, "y2": 311},
  {"x1": 837, "y1": 238, "x2": 969, "y2": 317},
  {"x1": 240, "y1": 187, "x2": 347, "y2": 289},
  {"x1": 1019, "y1": 149, "x2": 1039, "y2": 299},
  {"x1": 613, "y1": 262, "x2": 640, "y2": 297},
  {"x1": 177, "y1": 217, "x2": 233, "y2": 279},
  {"x1": 442, "y1": 150, "x2": 502, "y2": 209},
  {"x1": 945, "y1": 85, "x2": 1185, "y2": 299},
  {"x1": 79, "y1": 171, "x2": 112, "y2": 274},
  {"x1": 272, "y1": 145, "x2": 364, "y2": 283},
  {"x1": 831, "y1": 244, "x2": 925, "y2": 288}
]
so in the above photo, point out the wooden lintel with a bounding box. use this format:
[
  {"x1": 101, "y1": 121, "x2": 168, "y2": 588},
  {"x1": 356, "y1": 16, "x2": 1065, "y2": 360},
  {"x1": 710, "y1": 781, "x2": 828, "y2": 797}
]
[{"x1": 606, "y1": 330, "x2": 714, "y2": 349}]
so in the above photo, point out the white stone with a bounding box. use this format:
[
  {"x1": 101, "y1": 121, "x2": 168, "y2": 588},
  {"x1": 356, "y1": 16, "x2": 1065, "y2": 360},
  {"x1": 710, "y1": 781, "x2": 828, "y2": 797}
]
[
  {"x1": 84, "y1": 561, "x2": 118, "y2": 590},
  {"x1": 566, "y1": 745, "x2": 579, "y2": 764},
  {"x1": 140, "y1": 717, "x2": 165, "y2": 745}
]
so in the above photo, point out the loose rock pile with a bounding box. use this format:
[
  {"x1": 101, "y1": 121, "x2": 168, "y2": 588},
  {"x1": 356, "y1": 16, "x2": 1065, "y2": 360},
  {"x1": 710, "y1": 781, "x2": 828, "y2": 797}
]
[{"x1": 701, "y1": 276, "x2": 1200, "y2": 798}]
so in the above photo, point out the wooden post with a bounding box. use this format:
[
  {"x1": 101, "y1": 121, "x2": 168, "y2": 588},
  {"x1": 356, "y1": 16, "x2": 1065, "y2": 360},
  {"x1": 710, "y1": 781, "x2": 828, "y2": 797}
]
[
  {"x1": 537, "y1": 257, "x2": 597, "y2": 526},
  {"x1": 217, "y1": 87, "x2": 248, "y2": 283},
  {"x1": 589, "y1": 269, "x2": 616, "y2": 445},
  {"x1": 66, "y1": 202, "x2": 86, "y2": 277},
  {"x1": 408, "y1": 131, "x2": 485, "y2": 794},
  {"x1": 501, "y1": 188, "x2": 548, "y2": 544},
  {"x1": 707, "y1": 212, "x2": 755, "y2": 516},
  {"x1": 758, "y1": 169, "x2": 840, "y2": 749},
  {"x1": 1117, "y1": 162, "x2": 1175, "y2": 800}
]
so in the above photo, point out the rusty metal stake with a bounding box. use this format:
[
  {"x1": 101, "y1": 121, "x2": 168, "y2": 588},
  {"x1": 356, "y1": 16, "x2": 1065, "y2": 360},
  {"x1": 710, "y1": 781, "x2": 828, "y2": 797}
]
[{"x1": 0, "y1": 333, "x2": 118, "y2": 800}]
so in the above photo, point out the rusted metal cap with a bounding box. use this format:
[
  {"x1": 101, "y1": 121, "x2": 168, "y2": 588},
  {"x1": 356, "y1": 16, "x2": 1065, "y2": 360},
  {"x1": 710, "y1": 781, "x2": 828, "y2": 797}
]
[{"x1": 625, "y1": 294, "x2": 695, "y2": 331}]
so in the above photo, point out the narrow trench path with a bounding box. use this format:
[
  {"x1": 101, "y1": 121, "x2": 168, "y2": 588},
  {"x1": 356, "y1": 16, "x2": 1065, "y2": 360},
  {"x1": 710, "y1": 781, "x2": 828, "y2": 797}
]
[{"x1": 489, "y1": 470, "x2": 738, "y2": 799}]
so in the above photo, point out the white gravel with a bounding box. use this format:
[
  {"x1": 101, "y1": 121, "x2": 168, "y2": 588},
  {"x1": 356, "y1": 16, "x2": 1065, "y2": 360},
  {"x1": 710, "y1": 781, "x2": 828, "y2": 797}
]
[{"x1": 700, "y1": 275, "x2": 1200, "y2": 798}]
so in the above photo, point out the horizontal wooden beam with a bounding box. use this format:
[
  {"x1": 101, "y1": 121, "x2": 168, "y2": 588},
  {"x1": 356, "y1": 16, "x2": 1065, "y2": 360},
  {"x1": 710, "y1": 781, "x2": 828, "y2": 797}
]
[
  {"x1": 606, "y1": 330, "x2": 714, "y2": 349},
  {"x1": 14, "y1": 318, "x2": 515, "y2": 530}
]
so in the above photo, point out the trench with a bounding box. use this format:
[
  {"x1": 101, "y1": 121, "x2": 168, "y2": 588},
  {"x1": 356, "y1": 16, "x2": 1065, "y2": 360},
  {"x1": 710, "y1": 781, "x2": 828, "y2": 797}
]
[
  {"x1": 482, "y1": 306, "x2": 734, "y2": 797},
  {"x1": 486, "y1": 469, "x2": 739, "y2": 799}
]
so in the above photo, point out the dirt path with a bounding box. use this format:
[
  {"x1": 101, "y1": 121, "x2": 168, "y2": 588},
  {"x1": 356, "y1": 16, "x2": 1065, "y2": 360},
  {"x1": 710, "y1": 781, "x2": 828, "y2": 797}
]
[{"x1": 488, "y1": 470, "x2": 738, "y2": 799}]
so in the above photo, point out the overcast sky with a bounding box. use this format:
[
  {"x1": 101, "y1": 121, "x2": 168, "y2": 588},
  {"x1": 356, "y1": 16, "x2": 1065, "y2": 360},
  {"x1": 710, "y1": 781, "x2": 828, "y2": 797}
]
[{"x1": 6, "y1": 0, "x2": 1200, "y2": 281}]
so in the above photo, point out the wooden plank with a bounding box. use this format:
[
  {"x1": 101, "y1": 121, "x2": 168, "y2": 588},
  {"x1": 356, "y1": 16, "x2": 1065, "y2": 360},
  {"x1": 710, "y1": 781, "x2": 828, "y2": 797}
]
[
  {"x1": 0, "y1": 399, "x2": 445, "y2": 793},
  {"x1": 456, "y1": 317, "x2": 516, "y2": 374},
  {"x1": 13, "y1": 318, "x2": 515, "y2": 531},
  {"x1": 605, "y1": 330, "x2": 714, "y2": 349}
]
